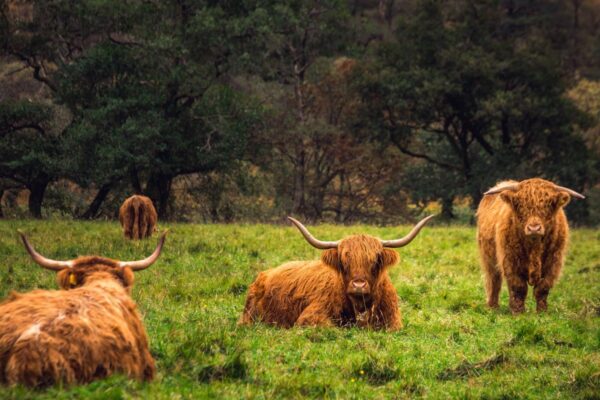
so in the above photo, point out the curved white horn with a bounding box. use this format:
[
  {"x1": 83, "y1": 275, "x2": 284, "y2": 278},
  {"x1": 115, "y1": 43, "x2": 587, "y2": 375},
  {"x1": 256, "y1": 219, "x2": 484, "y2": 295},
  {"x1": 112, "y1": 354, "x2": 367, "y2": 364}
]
[
  {"x1": 380, "y1": 215, "x2": 435, "y2": 248},
  {"x1": 553, "y1": 184, "x2": 585, "y2": 199},
  {"x1": 18, "y1": 230, "x2": 73, "y2": 271},
  {"x1": 484, "y1": 183, "x2": 520, "y2": 196},
  {"x1": 288, "y1": 217, "x2": 338, "y2": 249},
  {"x1": 119, "y1": 230, "x2": 168, "y2": 271}
]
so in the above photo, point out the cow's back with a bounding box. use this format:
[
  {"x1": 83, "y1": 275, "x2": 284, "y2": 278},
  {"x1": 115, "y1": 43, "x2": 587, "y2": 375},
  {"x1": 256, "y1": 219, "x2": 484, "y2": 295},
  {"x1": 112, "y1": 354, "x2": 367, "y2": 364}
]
[{"x1": 0, "y1": 285, "x2": 154, "y2": 387}]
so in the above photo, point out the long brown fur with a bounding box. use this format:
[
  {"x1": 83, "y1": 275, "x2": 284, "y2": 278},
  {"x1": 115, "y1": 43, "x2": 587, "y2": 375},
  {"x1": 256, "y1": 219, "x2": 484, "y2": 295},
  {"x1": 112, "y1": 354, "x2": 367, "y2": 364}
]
[
  {"x1": 0, "y1": 257, "x2": 155, "y2": 387},
  {"x1": 477, "y1": 178, "x2": 572, "y2": 314},
  {"x1": 239, "y1": 235, "x2": 403, "y2": 331},
  {"x1": 119, "y1": 195, "x2": 157, "y2": 240}
]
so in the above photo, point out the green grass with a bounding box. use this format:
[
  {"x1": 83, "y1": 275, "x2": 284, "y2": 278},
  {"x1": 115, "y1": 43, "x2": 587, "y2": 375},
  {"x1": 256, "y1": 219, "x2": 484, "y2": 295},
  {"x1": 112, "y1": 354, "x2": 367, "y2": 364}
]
[{"x1": 0, "y1": 220, "x2": 598, "y2": 399}]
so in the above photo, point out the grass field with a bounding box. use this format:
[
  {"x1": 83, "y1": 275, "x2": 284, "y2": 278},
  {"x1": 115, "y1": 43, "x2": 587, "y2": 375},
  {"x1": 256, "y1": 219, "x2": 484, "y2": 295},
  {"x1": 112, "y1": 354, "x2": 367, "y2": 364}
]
[{"x1": 0, "y1": 220, "x2": 598, "y2": 399}]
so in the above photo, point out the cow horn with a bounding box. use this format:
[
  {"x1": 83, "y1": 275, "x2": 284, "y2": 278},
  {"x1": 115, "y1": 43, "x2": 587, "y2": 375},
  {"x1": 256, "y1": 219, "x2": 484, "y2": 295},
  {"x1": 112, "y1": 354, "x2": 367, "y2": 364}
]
[
  {"x1": 119, "y1": 230, "x2": 168, "y2": 271},
  {"x1": 18, "y1": 230, "x2": 73, "y2": 271},
  {"x1": 483, "y1": 183, "x2": 520, "y2": 196},
  {"x1": 380, "y1": 215, "x2": 435, "y2": 248},
  {"x1": 553, "y1": 185, "x2": 585, "y2": 199},
  {"x1": 288, "y1": 217, "x2": 339, "y2": 249}
]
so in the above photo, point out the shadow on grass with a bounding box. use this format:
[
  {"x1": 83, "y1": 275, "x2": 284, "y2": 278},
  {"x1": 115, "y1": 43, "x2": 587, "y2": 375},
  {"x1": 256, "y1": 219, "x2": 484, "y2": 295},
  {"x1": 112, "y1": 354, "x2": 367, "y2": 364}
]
[
  {"x1": 196, "y1": 349, "x2": 248, "y2": 382},
  {"x1": 437, "y1": 353, "x2": 508, "y2": 380}
]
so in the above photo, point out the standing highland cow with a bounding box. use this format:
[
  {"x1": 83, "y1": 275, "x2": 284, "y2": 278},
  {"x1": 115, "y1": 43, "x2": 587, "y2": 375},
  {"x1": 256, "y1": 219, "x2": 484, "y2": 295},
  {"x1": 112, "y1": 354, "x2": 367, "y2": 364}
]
[
  {"x1": 119, "y1": 195, "x2": 158, "y2": 240},
  {"x1": 0, "y1": 231, "x2": 167, "y2": 387},
  {"x1": 477, "y1": 178, "x2": 585, "y2": 314},
  {"x1": 239, "y1": 215, "x2": 434, "y2": 331}
]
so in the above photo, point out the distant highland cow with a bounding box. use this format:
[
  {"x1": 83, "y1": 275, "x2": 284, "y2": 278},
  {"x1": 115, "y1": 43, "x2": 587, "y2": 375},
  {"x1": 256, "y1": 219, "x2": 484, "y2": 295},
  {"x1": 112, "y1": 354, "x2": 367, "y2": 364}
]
[
  {"x1": 477, "y1": 178, "x2": 585, "y2": 314},
  {"x1": 119, "y1": 195, "x2": 157, "y2": 240},
  {"x1": 239, "y1": 215, "x2": 434, "y2": 330},
  {"x1": 0, "y1": 231, "x2": 167, "y2": 387}
]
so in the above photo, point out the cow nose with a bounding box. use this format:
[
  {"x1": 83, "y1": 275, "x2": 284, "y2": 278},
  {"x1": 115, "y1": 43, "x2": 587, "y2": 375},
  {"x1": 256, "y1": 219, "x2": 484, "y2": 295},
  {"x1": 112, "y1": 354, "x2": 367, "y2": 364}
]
[
  {"x1": 527, "y1": 224, "x2": 541, "y2": 232},
  {"x1": 352, "y1": 279, "x2": 367, "y2": 288}
]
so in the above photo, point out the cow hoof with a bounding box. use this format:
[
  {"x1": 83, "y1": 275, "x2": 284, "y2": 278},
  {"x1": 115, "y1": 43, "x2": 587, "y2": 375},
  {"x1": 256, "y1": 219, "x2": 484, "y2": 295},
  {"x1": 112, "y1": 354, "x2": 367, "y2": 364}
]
[
  {"x1": 487, "y1": 301, "x2": 499, "y2": 309},
  {"x1": 510, "y1": 306, "x2": 525, "y2": 315}
]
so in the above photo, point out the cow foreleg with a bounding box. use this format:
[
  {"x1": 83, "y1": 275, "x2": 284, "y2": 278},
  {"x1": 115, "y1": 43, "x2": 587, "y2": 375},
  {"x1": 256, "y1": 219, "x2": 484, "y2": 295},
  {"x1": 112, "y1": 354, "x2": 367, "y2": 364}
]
[
  {"x1": 295, "y1": 303, "x2": 334, "y2": 327},
  {"x1": 535, "y1": 240, "x2": 565, "y2": 312},
  {"x1": 506, "y1": 276, "x2": 528, "y2": 314},
  {"x1": 372, "y1": 279, "x2": 403, "y2": 331}
]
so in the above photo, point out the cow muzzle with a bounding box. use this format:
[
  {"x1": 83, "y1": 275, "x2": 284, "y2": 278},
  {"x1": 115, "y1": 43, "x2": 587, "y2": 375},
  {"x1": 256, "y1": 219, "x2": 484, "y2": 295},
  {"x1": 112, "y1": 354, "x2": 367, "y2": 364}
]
[
  {"x1": 525, "y1": 221, "x2": 545, "y2": 237},
  {"x1": 347, "y1": 279, "x2": 370, "y2": 295}
]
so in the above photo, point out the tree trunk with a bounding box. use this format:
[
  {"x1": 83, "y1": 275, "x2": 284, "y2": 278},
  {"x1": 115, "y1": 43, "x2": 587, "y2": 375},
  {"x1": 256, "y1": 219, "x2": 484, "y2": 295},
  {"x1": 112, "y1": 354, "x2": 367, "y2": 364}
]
[
  {"x1": 292, "y1": 148, "x2": 307, "y2": 217},
  {"x1": 147, "y1": 173, "x2": 173, "y2": 219},
  {"x1": 28, "y1": 178, "x2": 49, "y2": 219},
  {"x1": 441, "y1": 196, "x2": 455, "y2": 220},
  {"x1": 0, "y1": 188, "x2": 4, "y2": 218},
  {"x1": 130, "y1": 167, "x2": 142, "y2": 194},
  {"x1": 80, "y1": 182, "x2": 113, "y2": 219}
]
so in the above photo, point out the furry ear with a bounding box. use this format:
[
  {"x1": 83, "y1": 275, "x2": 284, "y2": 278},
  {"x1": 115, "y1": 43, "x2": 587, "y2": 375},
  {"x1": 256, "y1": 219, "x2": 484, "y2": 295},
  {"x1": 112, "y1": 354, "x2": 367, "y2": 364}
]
[
  {"x1": 321, "y1": 249, "x2": 342, "y2": 270},
  {"x1": 119, "y1": 267, "x2": 136, "y2": 289},
  {"x1": 380, "y1": 249, "x2": 399, "y2": 268},
  {"x1": 56, "y1": 269, "x2": 71, "y2": 289},
  {"x1": 555, "y1": 192, "x2": 570, "y2": 209},
  {"x1": 56, "y1": 270, "x2": 79, "y2": 290},
  {"x1": 499, "y1": 191, "x2": 517, "y2": 209}
]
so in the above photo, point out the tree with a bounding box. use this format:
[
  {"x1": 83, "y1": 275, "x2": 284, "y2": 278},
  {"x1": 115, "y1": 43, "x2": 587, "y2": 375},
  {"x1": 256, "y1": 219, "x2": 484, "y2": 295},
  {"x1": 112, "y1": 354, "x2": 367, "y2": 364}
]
[
  {"x1": 2, "y1": 0, "x2": 262, "y2": 218},
  {"x1": 0, "y1": 100, "x2": 58, "y2": 217},
  {"x1": 359, "y1": 0, "x2": 593, "y2": 220}
]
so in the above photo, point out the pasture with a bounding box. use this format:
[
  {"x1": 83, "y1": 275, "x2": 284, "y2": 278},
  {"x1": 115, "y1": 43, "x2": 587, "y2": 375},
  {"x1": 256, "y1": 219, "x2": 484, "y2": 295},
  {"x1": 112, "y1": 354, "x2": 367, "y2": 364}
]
[{"x1": 0, "y1": 221, "x2": 598, "y2": 399}]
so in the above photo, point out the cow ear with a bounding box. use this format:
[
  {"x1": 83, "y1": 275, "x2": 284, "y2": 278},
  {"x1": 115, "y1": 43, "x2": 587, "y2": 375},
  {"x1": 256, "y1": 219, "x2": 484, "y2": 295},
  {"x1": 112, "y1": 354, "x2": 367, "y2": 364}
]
[
  {"x1": 380, "y1": 249, "x2": 399, "y2": 268},
  {"x1": 321, "y1": 249, "x2": 342, "y2": 270},
  {"x1": 556, "y1": 192, "x2": 570, "y2": 208},
  {"x1": 119, "y1": 267, "x2": 135, "y2": 288},
  {"x1": 499, "y1": 191, "x2": 517, "y2": 209},
  {"x1": 56, "y1": 269, "x2": 71, "y2": 289}
]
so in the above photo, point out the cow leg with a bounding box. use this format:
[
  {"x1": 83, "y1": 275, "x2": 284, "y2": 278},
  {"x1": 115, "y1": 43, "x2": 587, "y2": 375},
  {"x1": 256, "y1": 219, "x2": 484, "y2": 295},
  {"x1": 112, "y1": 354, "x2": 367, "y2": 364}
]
[
  {"x1": 506, "y1": 277, "x2": 528, "y2": 314},
  {"x1": 373, "y1": 279, "x2": 403, "y2": 331},
  {"x1": 485, "y1": 271, "x2": 502, "y2": 309},
  {"x1": 481, "y1": 251, "x2": 502, "y2": 309},
  {"x1": 535, "y1": 244, "x2": 565, "y2": 312},
  {"x1": 479, "y1": 237, "x2": 502, "y2": 308},
  {"x1": 295, "y1": 303, "x2": 334, "y2": 327},
  {"x1": 533, "y1": 284, "x2": 550, "y2": 312}
]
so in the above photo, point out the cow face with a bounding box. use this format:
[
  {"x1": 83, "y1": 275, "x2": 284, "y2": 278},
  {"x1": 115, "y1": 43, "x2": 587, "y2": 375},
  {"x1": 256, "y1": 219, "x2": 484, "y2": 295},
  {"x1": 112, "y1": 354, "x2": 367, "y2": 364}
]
[
  {"x1": 499, "y1": 179, "x2": 571, "y2": 238},
  {"x1": 322, "y1": 235, "x2": 398, "y2": 312}
]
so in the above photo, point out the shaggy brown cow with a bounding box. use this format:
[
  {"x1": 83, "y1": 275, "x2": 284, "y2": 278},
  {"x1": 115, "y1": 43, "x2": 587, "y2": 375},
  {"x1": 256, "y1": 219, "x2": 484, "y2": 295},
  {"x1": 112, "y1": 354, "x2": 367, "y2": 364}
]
[
  {"x1": 239, "y1": 215, "x2": 434, "y2": 331},
  {"x1": 119, "y1": 195, "x2": 158, "y2": 240},
  {"x1": 0, "y1": 231, "x2": 167, "y2": 388},
  {"x1": 477, "y1": 178, "x2": 585, "y2": 314}
]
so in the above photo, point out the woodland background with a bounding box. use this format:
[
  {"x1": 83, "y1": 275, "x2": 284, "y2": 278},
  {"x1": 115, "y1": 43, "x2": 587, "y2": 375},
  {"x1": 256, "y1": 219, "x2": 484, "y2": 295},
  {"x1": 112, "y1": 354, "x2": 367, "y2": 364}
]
[{"x1": 1, "y1": 0, "x2": 600, "y2": 225}]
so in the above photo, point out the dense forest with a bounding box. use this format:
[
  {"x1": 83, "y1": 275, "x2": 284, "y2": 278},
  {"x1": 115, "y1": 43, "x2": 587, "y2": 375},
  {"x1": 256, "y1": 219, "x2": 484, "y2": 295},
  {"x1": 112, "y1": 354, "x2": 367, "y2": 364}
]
[{"x1": 1, "y1": 0, "x2": 599, "y2": 224}]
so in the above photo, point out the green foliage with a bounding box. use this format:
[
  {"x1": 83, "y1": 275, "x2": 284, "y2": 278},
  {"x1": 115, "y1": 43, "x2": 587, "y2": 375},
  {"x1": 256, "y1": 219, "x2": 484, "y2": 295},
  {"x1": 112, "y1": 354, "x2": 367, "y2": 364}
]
[
  {"x1": 359, "y1": 0, "x2": 596, "y2": 222},
  {"x1": 0, "y1": 221, "x2": 598, "y2": 398}
]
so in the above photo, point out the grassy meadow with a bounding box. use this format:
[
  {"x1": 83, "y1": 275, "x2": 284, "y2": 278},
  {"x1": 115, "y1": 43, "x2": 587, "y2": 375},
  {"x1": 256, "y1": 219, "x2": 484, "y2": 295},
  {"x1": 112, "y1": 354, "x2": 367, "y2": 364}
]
[{"x1": 0, "y1": 220, "x2": 598, "y2": 399}]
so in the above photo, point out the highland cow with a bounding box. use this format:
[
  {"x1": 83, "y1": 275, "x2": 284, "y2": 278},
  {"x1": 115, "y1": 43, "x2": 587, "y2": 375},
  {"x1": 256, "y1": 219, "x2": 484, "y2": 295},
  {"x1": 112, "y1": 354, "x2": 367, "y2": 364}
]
[
  {"x1": 0, "y1": 231, "x2": 168, "y2": 387},
  {"x1": 239, "y1": 216, "x2": 434, "y2": 331},
  {"x1": 477, "y1": 178, "x2": 585, "y2": 314},
  {"x1": 119, "y1": 195, "x2": 158, "y2": 240}
]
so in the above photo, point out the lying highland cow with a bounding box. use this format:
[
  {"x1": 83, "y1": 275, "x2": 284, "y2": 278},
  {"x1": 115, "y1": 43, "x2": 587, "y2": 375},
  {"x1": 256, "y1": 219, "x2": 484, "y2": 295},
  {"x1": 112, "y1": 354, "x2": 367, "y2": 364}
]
[
  {"x1": 119, "y1": 195, "x2": 158, "y2": 240},
  {"x1": 0, "y1": 231, "x2": 167, "y2": 387},
  {"x1": 239, "y1": 216, "x2": 434, "y2": 330},
  {"x1": 477, "y1": 178, "x2": 585, "y2": 313}
]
